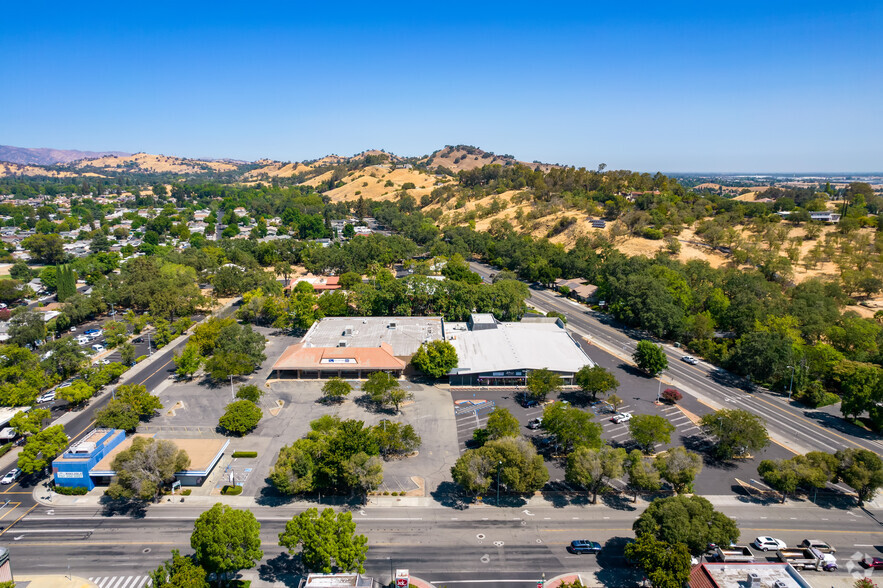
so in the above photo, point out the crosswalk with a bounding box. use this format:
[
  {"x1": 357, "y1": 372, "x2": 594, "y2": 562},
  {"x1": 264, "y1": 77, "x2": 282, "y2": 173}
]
[{"x1": 89, "y1": 576, "x2": 151, "y2": 588}]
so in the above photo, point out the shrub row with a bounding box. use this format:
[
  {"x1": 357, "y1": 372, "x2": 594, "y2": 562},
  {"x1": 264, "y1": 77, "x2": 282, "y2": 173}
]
[{"x1": 232, "y1": 451, "x2": 257, "y2": 458}]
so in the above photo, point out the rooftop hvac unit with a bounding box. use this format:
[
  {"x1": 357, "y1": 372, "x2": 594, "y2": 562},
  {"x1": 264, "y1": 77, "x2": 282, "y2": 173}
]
[
  {"x1": 747, "y1": 573, "x2": 761, "y2": 588},
  {"x1": 343, "y1": 326, "x2": 353, "y2": 336},
  {"x1": 773, "y1": 581, "x2": 789, "y2": 588},
  {"x1": 337, "y1": 340, "x2": 347, "y2": 348},
  {"x1": 388, "y1": 322, "x2": 397, "y2": 329}
]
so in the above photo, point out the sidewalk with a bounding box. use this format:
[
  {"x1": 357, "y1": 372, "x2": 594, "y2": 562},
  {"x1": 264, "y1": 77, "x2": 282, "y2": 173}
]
[{"x1": 15, "y1": 575, "x2": 97, "y2": 588}]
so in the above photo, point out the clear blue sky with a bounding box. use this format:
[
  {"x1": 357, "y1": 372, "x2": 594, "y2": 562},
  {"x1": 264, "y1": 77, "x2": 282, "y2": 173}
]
[{"x1": 2, "y1": 1, "x2": 880, "y2": 172}]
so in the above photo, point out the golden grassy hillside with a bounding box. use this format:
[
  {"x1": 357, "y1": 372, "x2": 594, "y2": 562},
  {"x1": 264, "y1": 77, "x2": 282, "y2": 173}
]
[
  {"x1": 0, "y1": 162, "x2": 105, "y2": 178},
  {"x1": 72, "y1": 153, "x2": 238, "y2": 173}
]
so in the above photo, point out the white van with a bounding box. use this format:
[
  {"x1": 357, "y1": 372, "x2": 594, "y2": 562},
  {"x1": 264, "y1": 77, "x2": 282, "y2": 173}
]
[{"x1": 91, "y1": 344, "x2": 106, "y2": 353}]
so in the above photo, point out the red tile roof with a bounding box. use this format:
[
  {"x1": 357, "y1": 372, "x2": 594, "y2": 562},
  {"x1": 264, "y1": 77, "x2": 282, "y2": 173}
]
[{"x1": 273, "y1": 342, "x2": 405, "y2": 371}]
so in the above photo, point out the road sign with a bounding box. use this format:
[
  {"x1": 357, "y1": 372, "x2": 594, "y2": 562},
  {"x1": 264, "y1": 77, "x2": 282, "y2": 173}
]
[{"x1": 395, "y1": 569, "x2": 409, "y2": 588}]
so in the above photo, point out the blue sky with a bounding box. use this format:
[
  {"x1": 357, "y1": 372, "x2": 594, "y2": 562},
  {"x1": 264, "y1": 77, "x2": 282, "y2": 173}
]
[{"x1": 1, "y1": 1, "x2": 880, "y2": 172}]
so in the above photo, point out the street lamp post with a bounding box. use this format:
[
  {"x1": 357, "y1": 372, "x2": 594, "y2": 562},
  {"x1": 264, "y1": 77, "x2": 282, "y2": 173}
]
[
  {"x1": 230, "y1": 375, "x2": 235, "y2": 400},
  {"x1": 496, "y1": 460, "x2": 502, "y2": 506},
  {"x1": 787, "y1": 365, "x2": 795, "y2": 399},
  {"x1": 146, "y1": 331, "x2": 152, "y2": 357}
]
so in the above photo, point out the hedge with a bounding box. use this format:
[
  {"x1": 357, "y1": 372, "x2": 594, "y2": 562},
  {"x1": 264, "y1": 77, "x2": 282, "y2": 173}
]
[
  {"x1": 54, "y1": 486, "x2": 89, "y2": 495},
  {"x1": 221, "y1": 485, "x2": 243, "y2": 495},
  {"x1": 0, "y1": 442, "x2": 12, "y2": 458},
  {"x1": 232, "y1": 451, "x2": 257, "y2": 458}
]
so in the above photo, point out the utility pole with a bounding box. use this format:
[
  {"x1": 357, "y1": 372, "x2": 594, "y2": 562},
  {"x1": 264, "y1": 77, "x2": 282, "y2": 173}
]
[
  {"x1": 496, "y1": 460, "x2": 502, "y2": 506},
  {"x1": 230, "y1": 375, "x2": 234, "y2": 400}
]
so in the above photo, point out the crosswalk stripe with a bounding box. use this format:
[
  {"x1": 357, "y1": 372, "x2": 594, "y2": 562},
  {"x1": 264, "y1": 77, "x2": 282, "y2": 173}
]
[
  {"x1": 88, "y1": 577, "x2": 150, "y2": 588},
  {"x1": 120, "y1": 576, "x2": 136, "y2": 588}
]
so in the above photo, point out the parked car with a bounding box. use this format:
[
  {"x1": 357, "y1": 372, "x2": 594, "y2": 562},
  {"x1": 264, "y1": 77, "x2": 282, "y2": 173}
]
[
  {"x1": 753, "y1": 537, "x2": 787, "y2": 551},
  {"x1": 37, "y1": 391, "x2": 56, "y2": 403},
  {"x1": 91, "y1": 344, "x2": 106, "y2": 353},
  {"x1": 94, "y1": 358, "x2": 111, "y2": 366},
  {"x1": 798, "y1": 539, "x2": 835, "y2": 554},
  {"x1": 864, "y1": 557, "x2": 883, "y2": 570},
  {"x1": 527, "y1": 418, "x2": 542, "y2": 430},
  {"x1": 681, "y1": 355, "x2": 699, "y2": 365},
  {"x1": 520, "y1": 397, "x2": 538, "y2": 408},
  {"x1": 84, "y1": 328, "x2": 101, "y2": 336},
  {"x1": 1, "y1": 468, "x2": 21, "y2": 485},
  {"x1": 69, "y1": 326, "x2": 77, "y2": 332},
  {"x1": 611, "y1": 412, "x2": 632, "y2": 424},
  {"x1": 568, "y1": 540, "x2": 602, "y2": 554}
]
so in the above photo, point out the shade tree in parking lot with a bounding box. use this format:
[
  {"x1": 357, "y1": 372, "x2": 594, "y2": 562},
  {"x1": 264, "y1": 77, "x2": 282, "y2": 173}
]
[
  {"x1": 278, "y1": 507, "x2": 368, "y2": 573},
  {"x1": 574, "y1": 365, "x2": 619, "y2": 401},
  {"x1": 632, "y1": 494, "x2": 740, "y2": 555},
  {"x1": 541, "y1": 402, "x2": 603, "y2": 453},
  {"x1": 38, "y1": 336, "x2": 87, "y2": 378},
  {"x1": 410, "y1": 340, "x2": 459, "y2": 378},
  {"x1": 363, "y1": 371, "x2": 412, "y2": 413},
  {"x1": 102, "y1": 320, "x2": 128, "y2": 348},
  {"x1": 526, "y1": 368, "x2": 563, "y2": 401},
  {"x1": 607, "y1": 393, "x2": 624, "y2": 413},
  {"x1": 343, "y1": 451, "x2": 384, "y2": 500},
  {"x1": 655, "y1": 447, "x2": 703, "y2": 494},
  {"x1": 218, "y1": 399, "x2": 263, "y2": 436},
  {"x1": 95, "y1": 384, "x2": 163, "y2": 432},
  {"x1": 628, "y1": 414, "x2": 676, "y2": 454},
  {"x1": 626, "y1": 450, "x2": 662, "y2": 501},
  {"x1": 321, "y1": 377, "x2": 353, "y2": 403},
  {"x1": 106, "y1": 437, "x2": 190, "y2": 501},
  {"x1": 451, "y1": 436, "x2": 549, "y2": 496},
  {"x1": 18, "y1": 424, "x2": 69, "y2": 474},
  {"x1": 191, "y1": 503, "x2": 263, "y2": 586},
  {"x1": 626, "y1": 533, "x2": 692, "y2": 588},
  {"x1": 55, "y1": 380, "x2": 96, "y2": 406},
  {"x1": 835, "y1": 448, "x2": 883, "y2": 505},
  {"x1": 373, "y1": 420, "x2": 421, "y2": 459},
  {"x1": 633, "y1": 340, "x2": 668, "y2": 377},
  {"x1": 565, "y1": 444, "x2": 627, "y2": 504},
  {"x1": 757, "y1": 451, "x2": 837, "y2": 503},
  {"x1": 10, "y1": 408, "x2": 49, "y2": 437},
  {"x1": 236, "y1": 384, "x2": 264, "y2": 403},
  {"x1": 83, "y1": 362, "x2": 127, "y2": 389},
  {"x1": 699, "y1": 408, "x2": 769, "y2": 460},
  {"x1": 119, "y1": 341, "x2": 136, "y2": 366},
  {"x1": 473, "y1": 407, "x2": 520, "y2": 446}
]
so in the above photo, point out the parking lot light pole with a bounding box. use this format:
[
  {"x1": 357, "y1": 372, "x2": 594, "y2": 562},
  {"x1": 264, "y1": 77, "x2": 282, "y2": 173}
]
[
  {"x1": 787, "y1": 365, "x2": 795, "y2": 399},
  {"x1": 230, "y1": 375, "x2": 234, "y2": 399},
  {"x1": 147, "y1": 332, "x2": 152, "y2": 356}
]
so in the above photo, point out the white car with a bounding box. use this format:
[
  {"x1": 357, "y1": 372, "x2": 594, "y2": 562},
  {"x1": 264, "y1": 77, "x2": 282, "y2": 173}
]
[
  {"x1": 69, "y1": 326, "x2": 77, "y2": 332},
  {"x1": 1, "y1": 468, "x2": 21, "y2": 485},
  {"x1": 37, "y1": 391, "x2": 56, "y2": 403},
  {"x1": 611, "y1": 412, "x2": 632, "y2": 424},
  {"x1": 91, "y1": 344, "x2": 106, "y2": 353},
  {"x1": 681, "y1": 355, "x2": 699, "y2": 365},
  {"x1": 753, "y1": 536, "x2": 787, "y2": 551}
]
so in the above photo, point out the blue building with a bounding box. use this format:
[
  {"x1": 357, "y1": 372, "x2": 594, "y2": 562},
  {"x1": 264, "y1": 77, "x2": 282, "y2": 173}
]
[{"x1": 52, "y1": 428, "x2": 126, "y2": 490}]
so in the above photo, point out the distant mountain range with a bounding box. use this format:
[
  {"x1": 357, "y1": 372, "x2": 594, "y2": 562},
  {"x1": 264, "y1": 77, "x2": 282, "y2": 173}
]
[{"x1": 0, "y1": 145, "x2": 131, "y2": 166}]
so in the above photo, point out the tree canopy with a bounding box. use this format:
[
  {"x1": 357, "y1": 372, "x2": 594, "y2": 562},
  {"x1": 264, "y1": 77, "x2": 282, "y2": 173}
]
[
  {"x1": 279, "y1": 507, "x2": 369, "y2": 573},
  {"x1": 633, "y1": 494, "x2": 740, "y2": 555}
]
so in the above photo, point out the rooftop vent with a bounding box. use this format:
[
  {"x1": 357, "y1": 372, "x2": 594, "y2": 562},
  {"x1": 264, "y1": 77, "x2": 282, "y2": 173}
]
[
  {"x1": 388, "y1": 322, "x2": 397, "y2": 329},
  {"x1": 343, "y1": 326, "x2": 353, "y2": 336}
]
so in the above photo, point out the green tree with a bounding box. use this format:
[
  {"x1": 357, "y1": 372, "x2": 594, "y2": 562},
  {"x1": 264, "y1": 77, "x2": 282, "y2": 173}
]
[
  {"x1": 22, "y1": 234, "x2": 65, "y2": 265},
  {"x1": 372, "y1": 420, "x2": 421, "y2": 459},
  {"x1": 218, "y1": 400, "x2": 263, "y2": 436},
  {"x1": 625, "y1": 449, "x2": 661, "y2": 502},
  {"x1": 699, "y1": 409, "x2": 769, "y2": 460},
  {"x1": 10, "y1": 408, "x2": 49, "y2": 437},
  {"x1": 278, "y1": 507, "x2": 368, "y2": 573},
  {"x1": 55, "y1": 380, "x2": 96, "y2": 406},
  {"x1": 633, "y1": 494, "x2": 740, "y2": 555},
  {"x1": 526, "y1": 368, "x2": 563, "y2": 401},
  {"x1": 40, "y1": 336, "x2": 87, "y2": 378},
  {"x1": 629, "y1": 414, "x2": 676, "y2": 454},
  {"x1": 149, "y1": 550, "x2": 208, "y2": 588},
  {"x1": 726, "y1": 330, "x2": 795, "y2": 384},
  {"x1": 565, "y1": 445, "x2": 627, "y2": 503},
  {"x1": 9, "y1": 261, "x2": 32, "y2": 282},
  {"x1": 832, "y1": 360, "x2": 882, "y2": 419},
  {"x1": 205, "y1": 351, "x2": 257, "y2": 381},
  {"x1": 271, "y1": 441, "x2": 315, "y2": 494},
  {"x1": 95, "y1": 399, "x2": 141, "y2": 432},
  {"x1": 655, "y1": 447, "x2": 703, "y2": 494},
  {"x1": 343, "y1": 451, "x2": 384, "y2": 499},
  {"x1": 625, "y1": 533, "x2": 692, "y2": 588},
  {"x1": 106, "y1": 437, "x2": 190, "y2": 501},
  {"x1": 633, "y1": 340, "x2": 668, "y2": 376},
  {"x1": 102, "y1": 320, "x2": 128, "y2": 348},
  {"x1": 363, "y1": 371, "x2": 411, "y2": 412},
  {"x1": 574, "y1": 365, "x2": 619, "y2": 400},
  {"x1": 191, "y1": 503, "x2": 263, "y2": 585},
  {"x1": 410, "y1": 340, "x2": 459, "y2": 378},
  {"x1": 18, "y1": 424, "x2": 69, "y2": 474},
  {"x1": 451, "y1": 436, "x2": 549, "y2": 495},
  {"x1": 322, "y1": 377, "x2": 353, "y2": 403},
  {"x1": 236, "y1": 384, "x2": 263, "y2": 403},
  {"x1": 836, "y1": 448, "x2": 883, "y2": 504},
  {"x1": 542, "y1": 402, "x2": 602, "y2": 452},
  {"x1": 485, "y1": 407, "x2": 520, "y2": 441},
  {"x1": 174, "y1": 343, "x2": 204, "y2": 379},
  {"x1": 120, "y1": 341, "x2": 136, "y2": 366},
  {"x1": 9, "y1": 310, "x2": 46, "y2": 347},
  {"x1": 757, "y1": 455, "x2": 831, "y2": 503}
]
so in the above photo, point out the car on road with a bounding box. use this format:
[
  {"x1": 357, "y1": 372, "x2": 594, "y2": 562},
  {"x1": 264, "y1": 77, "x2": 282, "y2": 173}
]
[
  {"x1": 37, "y1": 391, "x2": 56, "y2": 403},
  {"x1": 798, "y1": 539, "x2": 835, "y2": 554},
  {"x1": 1, "y1": 468, "x2": 21, "y2": 485},
  {"x1": 568, "y1": 540, "x2": 602, "y2": 554},
  {"x1": 863, "y1": 557, "x2": 883, "y2": 570},
  {"x1": 753, "y1": 537, "x2": 787, "y2": 551},
  {"x1": 527, "y1": 418, "x2": 542, "y2": 430},
  {"x1": 611, "y1": 412, "x2": 632, "y2": 424},
  {"x1": 681, "y1": 355, "x2": 699, "y2": 365}
]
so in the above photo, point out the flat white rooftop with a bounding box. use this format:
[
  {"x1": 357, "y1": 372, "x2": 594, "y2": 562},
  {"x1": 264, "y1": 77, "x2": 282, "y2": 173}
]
[
  {"x1": 301, "y1": 316, "x2": 443, "y2": 356},
  {"x1": 447, "y1": 316, "x2": 593, "y2": 375}
]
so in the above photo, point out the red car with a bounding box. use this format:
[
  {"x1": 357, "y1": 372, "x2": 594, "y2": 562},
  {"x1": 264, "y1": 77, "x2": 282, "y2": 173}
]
[{"x1": 863, "y1": 557, "x2": 883, "y2": 570}]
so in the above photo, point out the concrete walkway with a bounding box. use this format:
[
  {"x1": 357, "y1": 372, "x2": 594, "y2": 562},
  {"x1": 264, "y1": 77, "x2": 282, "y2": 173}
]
[{"x1": 15, "y1": 575, "x2": 98, "y2": 588}]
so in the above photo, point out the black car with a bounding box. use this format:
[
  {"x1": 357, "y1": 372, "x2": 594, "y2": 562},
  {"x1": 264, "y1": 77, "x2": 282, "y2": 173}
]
[
  {"x1": 520, "y1": 397, "x2": 538, "y2": 408},
  {"x1": 568, "y1": 540, "x2": 602, "y2": 554}
]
